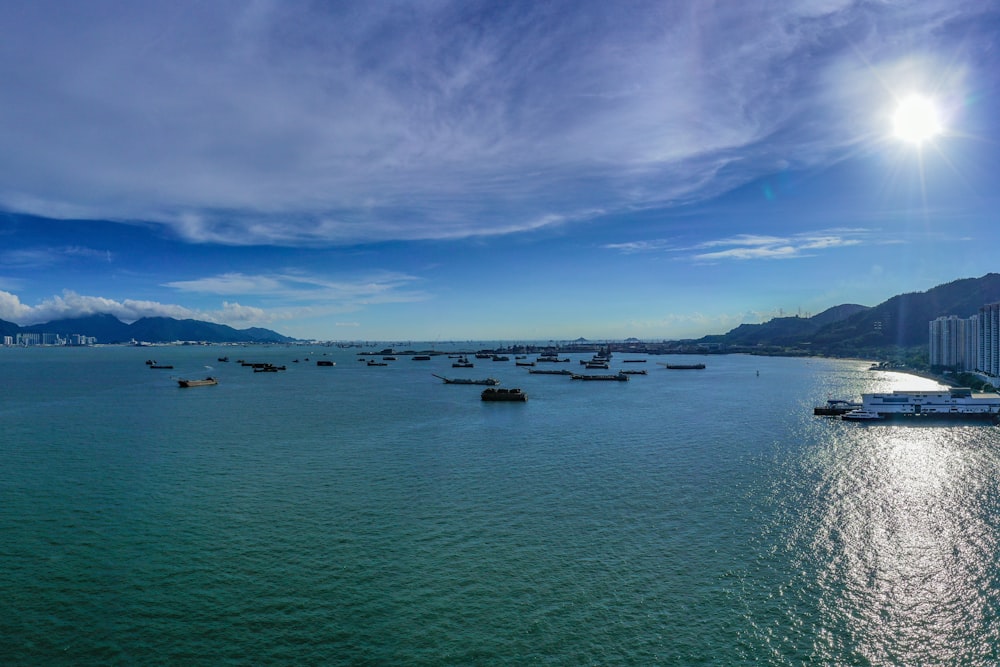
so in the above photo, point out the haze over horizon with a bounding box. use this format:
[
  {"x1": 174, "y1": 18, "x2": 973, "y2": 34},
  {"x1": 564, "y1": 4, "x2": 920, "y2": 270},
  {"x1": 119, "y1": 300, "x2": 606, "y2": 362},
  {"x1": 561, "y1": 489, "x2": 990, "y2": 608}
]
[{"x1": 2, "y1": 1, "x2": 998, "y2": 341}]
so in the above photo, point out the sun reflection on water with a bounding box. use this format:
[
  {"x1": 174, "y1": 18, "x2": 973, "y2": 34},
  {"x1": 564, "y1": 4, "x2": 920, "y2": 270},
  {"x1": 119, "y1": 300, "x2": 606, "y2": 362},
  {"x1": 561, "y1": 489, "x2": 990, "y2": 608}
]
[{"x1": 808, "y1": 424, "x2": 1000, "y2": 664}]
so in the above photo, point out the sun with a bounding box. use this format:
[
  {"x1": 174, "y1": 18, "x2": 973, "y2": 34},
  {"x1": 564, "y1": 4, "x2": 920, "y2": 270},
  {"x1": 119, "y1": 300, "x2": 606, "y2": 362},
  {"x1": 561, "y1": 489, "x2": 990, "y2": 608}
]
[{"x1": 893, "y1": 94, "x2": 942, "y2": 145}]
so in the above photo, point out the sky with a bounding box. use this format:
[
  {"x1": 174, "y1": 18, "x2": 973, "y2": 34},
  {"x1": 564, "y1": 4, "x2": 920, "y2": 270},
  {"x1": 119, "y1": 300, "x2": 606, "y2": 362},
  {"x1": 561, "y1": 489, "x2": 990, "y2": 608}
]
[{"x1": 1, "y1": 0, "x2": 998, "y2": 341}]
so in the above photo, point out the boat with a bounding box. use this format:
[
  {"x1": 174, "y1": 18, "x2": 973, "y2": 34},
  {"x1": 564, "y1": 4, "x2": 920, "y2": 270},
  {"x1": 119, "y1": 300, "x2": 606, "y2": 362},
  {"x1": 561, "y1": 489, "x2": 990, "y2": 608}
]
[
  {"x1": 841, "y1": 409, "x2": 884, "y2": 421},
  {"x1": 515, "y1": 361, "x2": 535, "y2": 367},
  {"x1": 537, "y1": 355, "x2": 569, "y2": 363},
  {"x1": 452, "y1": 356, "x2": 473, "y2": 368},
  {"x1": 571, "y1": 372, "x2": 629, "y2": 381},
  {"x1": 434, "y1": 374, "x2": 500, "y2": 386},
  {"x1": 842, "y1": 387, "x2": 1000, "y2": 421},
  {"x1": 659, "y1": 363, "x2": 706, "y2": 370},
  {"x1": 622, "y1": 359, "x2": 646, "y2": 363},
  {"x1": 585, "y1": 362, "x2": 609, "y2": 369},
  {"x1": 491, "y1": 355, "x2": 510, "y2": 361},
  {"x1": 481, "y1": 387, "x2": 528, "y2": 402},
  {"x1": 242, "y1": 362, "x2": 283, "y2": 369},
  {"x1": 316, "y1": 360, "x2": 335, "y2": 366},
  {"x1": 383, "y1": 356, "x2": 396, "y2": 361},
  {"x1": 177, "y1": 377, "x2": 218, "y2": 387},
  {"x1": 412, "y1": 355, "x2": 432, "y2": 361},
  {"x1": 149, "y1": 364, "x2": 174, "y2": 369},
  {"x1": 367, "y1": 360, "x2": 388, "y2": 366},
  {"x1": 528, "y1": 368, "x2": 574, "y2": 375},
  {"x1": 620, "y1": 369, "x2": 647, "y2": 375},
  {"x1": 217, "y1": 356, "x2": 229, "y2": 362},
  {"x1": 813, "y1": 399, "x2": 861, "y2": 416}
]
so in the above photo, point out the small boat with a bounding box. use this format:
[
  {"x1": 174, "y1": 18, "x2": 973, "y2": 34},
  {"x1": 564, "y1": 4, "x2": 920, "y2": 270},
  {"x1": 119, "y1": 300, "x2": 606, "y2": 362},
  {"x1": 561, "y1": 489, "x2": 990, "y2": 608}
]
[
  {"x1": 813, "y1": 399, "x2": 861, "y2": 416},
  {"x1": 528, "y1": 368, "x2": 573, "y2": 375},
  {"x1": 537, "y1": 356, "x2": 570, "y2": 363},
  {"x1": 571, "y1": 372, "x2": 629, "y2": 381},
  {"x1": 841, "y1": 409, "x2": 884, "y2": 421},
  {"x1": 481, "y1": 387, "x2": 528, "y2": 402},
  {"x1": 367, "y1": 360, "x2": 388, "y2": 366},
  {"x1": 149, "y1": 364, "x2": 173, "y2": 369},
  {"x1": 622, "y1": 359, "x2": 646, "y2": 363},
  {"x1": 383, "y1": 356, "x2": 396, "y2": 361},
  {"x1": 316, "y1": 360, "x2": 335, "y2": 367},
  {"x1": 434, "y1": 374, "x2": 500, "y2": 386},
  {"x1": 177, "y1": 377, "x2": 218, "y2": 387},
  {"x1": 217, "y1": 356, "x2": 229, "y2": 362},
  {"x1": 516, "y1": 361, "x2": 535, "y2": 367},
  {"x1": 491, "y1": 355, "x2": 510, "y2": 362},
  {"x1": 452, "y1": 356, "x2": 473, "y2": 368},
  {"x1": 412, "y1": 355, "x2": 432, "y2": 361},
  {"x1": 620, "y1": 369, "x2": 647, "y2": 375},
  {"x1": 659, "y1": 363, "x2": 706, "y2": 370}
]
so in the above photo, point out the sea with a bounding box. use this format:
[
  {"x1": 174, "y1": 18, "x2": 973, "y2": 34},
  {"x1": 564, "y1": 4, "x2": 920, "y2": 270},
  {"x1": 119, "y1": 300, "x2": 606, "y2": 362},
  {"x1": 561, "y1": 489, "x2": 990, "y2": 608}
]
[{"x1": 2, "y1": 344, "x2": 999, "y2": 665}]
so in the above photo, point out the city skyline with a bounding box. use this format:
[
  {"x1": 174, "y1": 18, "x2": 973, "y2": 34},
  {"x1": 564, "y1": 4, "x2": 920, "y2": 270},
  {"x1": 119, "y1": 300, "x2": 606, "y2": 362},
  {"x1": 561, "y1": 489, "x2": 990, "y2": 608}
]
[{"x1": 1, "y1": 1, "x2": 998, "y2": 341}]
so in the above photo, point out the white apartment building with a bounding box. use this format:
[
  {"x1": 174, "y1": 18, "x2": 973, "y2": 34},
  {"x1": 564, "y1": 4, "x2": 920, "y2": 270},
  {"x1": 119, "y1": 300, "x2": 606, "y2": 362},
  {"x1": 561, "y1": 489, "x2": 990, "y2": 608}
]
[{"x1": 931, "y1": 303, "x2": 1000, "y2": 377}]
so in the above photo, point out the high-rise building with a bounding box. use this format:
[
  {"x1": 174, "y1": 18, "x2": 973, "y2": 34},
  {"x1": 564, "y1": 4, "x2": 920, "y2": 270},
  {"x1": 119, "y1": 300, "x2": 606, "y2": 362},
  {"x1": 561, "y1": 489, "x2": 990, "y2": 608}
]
[
  {"x1": 929, "y1": 315, "x2": 966, "y2": 369},
  {"x1": 980, "y1": 303, "x2": 1000, "y2": 377}
]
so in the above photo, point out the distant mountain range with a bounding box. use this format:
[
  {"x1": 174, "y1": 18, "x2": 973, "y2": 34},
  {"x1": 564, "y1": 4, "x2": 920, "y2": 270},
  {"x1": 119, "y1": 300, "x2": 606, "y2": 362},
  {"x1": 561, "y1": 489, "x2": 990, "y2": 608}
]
[
  {"x1": 696, "y1": 273, "x2": 1000, "y2": 355},
  {"x1": 4, "y1": 273, "x2": 1000, "y2": 350},
  {"x1": 0, "y1": 313, "x2": 296, "y2": 344}
]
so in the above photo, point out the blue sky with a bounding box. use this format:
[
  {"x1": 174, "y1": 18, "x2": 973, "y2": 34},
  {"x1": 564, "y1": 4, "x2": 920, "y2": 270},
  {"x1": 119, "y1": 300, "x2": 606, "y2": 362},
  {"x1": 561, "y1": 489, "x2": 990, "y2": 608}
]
[{"x1": 1, "y1": 0, "x2": 998, "y2": 341}]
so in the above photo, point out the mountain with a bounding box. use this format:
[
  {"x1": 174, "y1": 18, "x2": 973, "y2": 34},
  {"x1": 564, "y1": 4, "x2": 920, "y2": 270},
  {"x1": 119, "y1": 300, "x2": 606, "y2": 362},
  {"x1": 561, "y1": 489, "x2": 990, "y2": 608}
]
[
  {"x1": 699, "y1": 303, "x2": 869, "y2": 348},
  {"x1": 128, "y1": 317, "x2": 294, "y2": 344},
  {"x1": 22, "y1": 313, "x2": 132, "y2": 341},
  {"x1": 703, "y1": 273, "x2": 1000, "y2": 354},
  {"x1": 13, "y1": 314, "x2": 296, "y2": 344},
  {"x1": 0, "y1": 318, "x2": 20, "y2": 337}
]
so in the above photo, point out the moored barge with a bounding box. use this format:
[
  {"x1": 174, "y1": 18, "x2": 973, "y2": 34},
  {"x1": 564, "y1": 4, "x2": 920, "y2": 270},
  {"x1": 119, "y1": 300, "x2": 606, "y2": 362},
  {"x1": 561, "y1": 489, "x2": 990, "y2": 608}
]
[{"x1": 481, "y1": 388, "x2": 528, "y2": 402}]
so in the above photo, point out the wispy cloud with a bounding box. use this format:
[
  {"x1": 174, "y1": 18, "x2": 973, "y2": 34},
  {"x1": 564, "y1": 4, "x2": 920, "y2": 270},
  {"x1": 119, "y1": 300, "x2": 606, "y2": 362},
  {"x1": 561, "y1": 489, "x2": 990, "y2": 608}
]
[
  {"x1": 0, "y1": 0, "x2": 987, "y2": 245},
  {"x1": 0, "y1": 245, "x2": 112, "y2": 269},
  {"x1": 164, "y1": 270, "x2": 429, "y2": 305},
  {"x1": 606, "y1": 228, "x2": 887, "y2": 261},
  {"x1": 690, "y1": 230, "x2": 868, "y2": 262}
]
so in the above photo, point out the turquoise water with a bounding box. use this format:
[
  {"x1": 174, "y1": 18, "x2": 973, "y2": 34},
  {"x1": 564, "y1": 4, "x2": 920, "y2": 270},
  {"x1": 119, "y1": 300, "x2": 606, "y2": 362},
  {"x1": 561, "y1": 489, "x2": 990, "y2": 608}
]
[{"x1": 2, "y1": 346, "x2": 999, "y2": 665}]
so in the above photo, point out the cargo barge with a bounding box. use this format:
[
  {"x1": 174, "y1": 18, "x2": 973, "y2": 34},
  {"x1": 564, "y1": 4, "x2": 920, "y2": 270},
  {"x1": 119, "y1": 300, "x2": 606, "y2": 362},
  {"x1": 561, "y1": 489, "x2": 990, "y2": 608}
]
[{"x1": 481, "y1": 388, "x2": 528, "y2": 402}]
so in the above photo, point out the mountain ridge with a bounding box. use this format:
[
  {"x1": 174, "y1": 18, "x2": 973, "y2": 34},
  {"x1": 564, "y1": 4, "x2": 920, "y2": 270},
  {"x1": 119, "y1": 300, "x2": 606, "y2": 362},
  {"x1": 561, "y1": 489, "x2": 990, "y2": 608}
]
[{"x1": 5, "y1": 314, "x2": 296, "y2": 344}]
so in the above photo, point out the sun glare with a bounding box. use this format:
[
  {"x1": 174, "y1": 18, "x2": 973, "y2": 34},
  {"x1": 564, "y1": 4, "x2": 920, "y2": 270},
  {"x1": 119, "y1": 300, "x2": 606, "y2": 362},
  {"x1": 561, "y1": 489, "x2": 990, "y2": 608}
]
[{"x1": 893, "y1": 94, "x2": 942, "y2": 145}]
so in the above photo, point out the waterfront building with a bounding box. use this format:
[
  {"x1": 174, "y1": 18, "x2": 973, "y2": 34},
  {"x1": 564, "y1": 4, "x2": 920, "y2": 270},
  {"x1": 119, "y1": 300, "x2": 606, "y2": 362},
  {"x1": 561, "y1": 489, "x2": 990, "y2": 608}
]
[
  {"x1": 966, "y1": 313, "x2": 980, "y2": 374},
  {"x1": 980, "y1": 303, "x2": 1000, "y2": 377},
  {"x1": 15, "y1": 332, "x2": 41, "y2": 346},
  {"x1": 928, "y1": 305, "x2": 1000, "y2": 378},
  {"x1": 929, "y1": 315, "x2": 966, "y2": 369}
]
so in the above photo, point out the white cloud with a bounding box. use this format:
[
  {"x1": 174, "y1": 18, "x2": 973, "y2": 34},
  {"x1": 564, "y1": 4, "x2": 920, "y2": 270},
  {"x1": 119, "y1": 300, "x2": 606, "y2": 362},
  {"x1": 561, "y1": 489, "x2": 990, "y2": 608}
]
[
  {"x1": 0, "y1": 290, "x2": 194, "y2": 325},
  {"x1": 0, "y1": 289, "x2": 295, "y2": 328}
]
